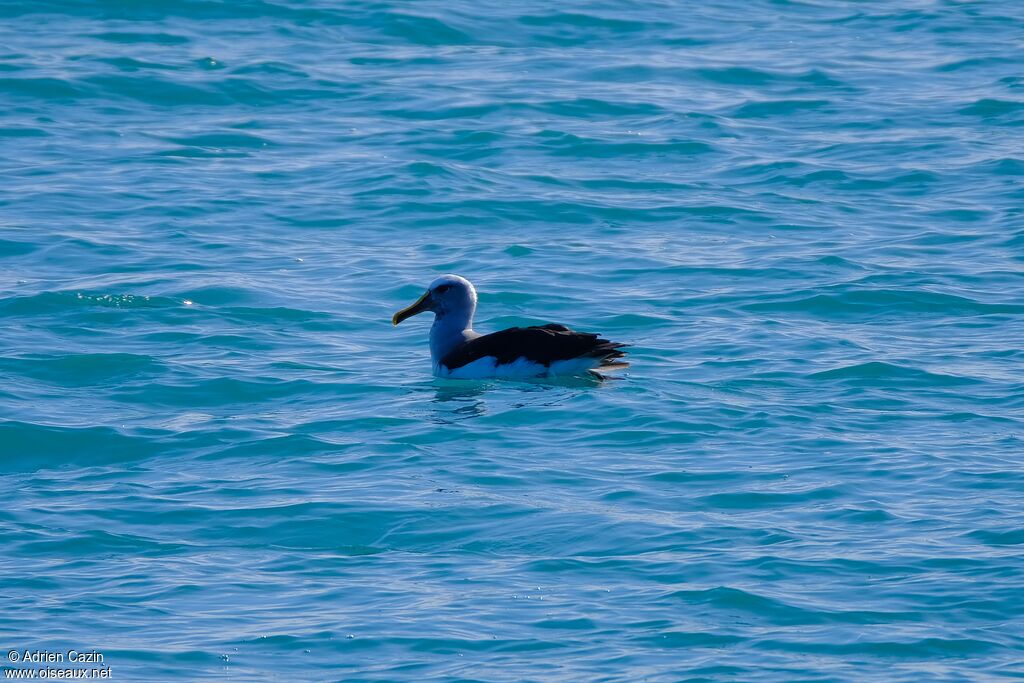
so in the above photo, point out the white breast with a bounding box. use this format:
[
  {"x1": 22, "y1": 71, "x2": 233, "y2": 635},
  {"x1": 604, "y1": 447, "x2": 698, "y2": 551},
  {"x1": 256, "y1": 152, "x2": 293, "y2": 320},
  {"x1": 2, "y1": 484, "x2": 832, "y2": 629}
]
[{"x1": 436, "y1": 355, "x2": 603, "y2": 379}]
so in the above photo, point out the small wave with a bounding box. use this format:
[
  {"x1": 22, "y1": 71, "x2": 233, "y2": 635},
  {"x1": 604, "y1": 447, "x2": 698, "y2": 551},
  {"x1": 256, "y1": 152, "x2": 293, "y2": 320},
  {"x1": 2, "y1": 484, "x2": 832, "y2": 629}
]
[
  {"x1": 176, "y1": 286, "x2": 256, "y2": 306},
  {"x1": 535, "y1": 130, "x2": 716, "y2": 158},
  {"x1": 0, "y1": 353, "x2": 162, "y2": 386},
  {"x1": 697, "y1": 486, "x2": 845, "y2": 510},
  {"x1": 89, "y1": 31, "x2": 189, "y2": 45},
  {"x1": 154, "y1": 147, "x2": 250, "y2": 159},
  {"x1": 0, "y1": 421, "x2": 163, "y2": 472},
  {"x1": 110, "y1": 378, "x2": 354, "y2": 408},
  {"x1": 0, "y1": 237, "x2": 38, "y2": 255},
  {"x1": 375, "y1": 12, "x2": 475, "y2": 46},
  {"x1": 218, "y1": 306, "x2": 333, "y2": 325},
  {"x1": 0, "y1": 76, "x2": 85, "y2": 101},
  {"x1": 760, "y1": 636, "x2": 999, "y2": 658},
  {"x1": 965, "y1": 528, "x2": 1024, "y2": 546},
  {"x1": 597, "y1": 312, "x2": 675, "y2": 330},
  {"x1": 638, "y1": 630, "x2": 743, "y2": 648},
  {"x1": 94, "y1": 56, "x2": 181, "y2": 72},
  {"x1": 696, "y1": 66, "x2": 781, "y2": 85},
  {"x1": 515, "y1": 12, "x2": 671, "y2": 46},
  {"x1": 694, "y1": 66, "x2": 847, "y2": 89},
  {"x1": 982, "y1": 158, "x2": 1024, "y2": 176},
  {"x1": 731, "y1": 99, "x2": 830, "y2": 118},
  {"x1": 161, "y1": 132, "x2": 273, "y2": 149},
  {"x1": 807, "y1": 361, "x2": 980, "y2": 386},
  {"x1": 534, "y1": 99, "x2": 667, "y2": 118},
  {"x1": 0, "y1": 291, "x2": 181, "y2": 316},
  {"x1": 935, "y1": 56, "x2": 1017, "y2": 72},
  {"x1": 18, "y1": 529, "x2": 188, "y2": 557},
  {"x1": 83, "y1": 74, "x2": 228, "y2": 106},
  {"x1": 744, "y1": 288, "x2": 1023, "y2": 318},
  {"x1": 379, "y1": 102, "x2": 508, "y2": 121},
  {"x1": 958, "y1": 98, "x2": 1024, "y2": 117},
  {"x1": 518, "y1": 12, "x2": 662, "y2": 32},
  {"x1": 0, "y1": 126, "x2": 48, "y2": 138},
  {"x1": 669, "y1": 586, "x2": 827, "y2": 625}
]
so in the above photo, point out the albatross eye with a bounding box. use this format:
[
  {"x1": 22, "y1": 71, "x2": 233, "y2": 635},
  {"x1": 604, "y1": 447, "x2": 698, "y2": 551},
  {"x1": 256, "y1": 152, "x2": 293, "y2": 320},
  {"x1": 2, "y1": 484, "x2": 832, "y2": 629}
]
[{"x1": 434, "y1": 284, "x2": 451, "y2": 294}]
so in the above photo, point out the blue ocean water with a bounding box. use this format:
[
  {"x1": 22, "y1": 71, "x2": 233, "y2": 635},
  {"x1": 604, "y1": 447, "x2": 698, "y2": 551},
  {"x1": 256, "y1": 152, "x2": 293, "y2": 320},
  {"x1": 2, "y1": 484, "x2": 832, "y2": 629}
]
[{"x1": 2, "y1": 0, "x2": 1023, "y2": 679}]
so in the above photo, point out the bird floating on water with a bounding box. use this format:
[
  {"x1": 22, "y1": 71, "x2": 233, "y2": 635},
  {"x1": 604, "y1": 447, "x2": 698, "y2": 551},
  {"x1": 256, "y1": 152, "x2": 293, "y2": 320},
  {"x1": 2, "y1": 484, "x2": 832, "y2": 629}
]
[{"x1": 392, "y1": 274, "x2": 628, "y2": 379}]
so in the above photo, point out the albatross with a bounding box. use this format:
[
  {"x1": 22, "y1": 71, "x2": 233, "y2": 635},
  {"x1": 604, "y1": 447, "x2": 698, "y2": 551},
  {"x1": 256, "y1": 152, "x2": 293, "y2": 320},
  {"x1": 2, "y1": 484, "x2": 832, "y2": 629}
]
[{"x1": 392, "y1": 274, "x2": 628, "y2": 379}]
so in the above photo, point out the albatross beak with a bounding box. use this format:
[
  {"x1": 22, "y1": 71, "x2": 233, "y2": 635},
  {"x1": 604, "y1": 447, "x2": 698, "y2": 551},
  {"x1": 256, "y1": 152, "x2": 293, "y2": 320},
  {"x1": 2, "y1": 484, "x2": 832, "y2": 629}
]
[{"x1": 392, "y1": 290, "x2": 432, "y2": 326}]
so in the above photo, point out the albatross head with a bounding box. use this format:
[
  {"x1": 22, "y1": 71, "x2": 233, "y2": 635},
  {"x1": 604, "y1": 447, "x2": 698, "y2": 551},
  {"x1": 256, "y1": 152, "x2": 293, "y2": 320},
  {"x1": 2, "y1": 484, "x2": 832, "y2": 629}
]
[{"x1": 392, "y1": 274, "x2": 477, "y2": 327}]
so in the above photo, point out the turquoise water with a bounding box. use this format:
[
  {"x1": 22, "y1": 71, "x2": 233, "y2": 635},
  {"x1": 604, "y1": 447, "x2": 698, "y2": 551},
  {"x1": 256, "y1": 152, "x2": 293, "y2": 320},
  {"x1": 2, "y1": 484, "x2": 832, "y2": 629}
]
[{"x1": 2, "y1": 0, "x2": 1023, "y2": 680}]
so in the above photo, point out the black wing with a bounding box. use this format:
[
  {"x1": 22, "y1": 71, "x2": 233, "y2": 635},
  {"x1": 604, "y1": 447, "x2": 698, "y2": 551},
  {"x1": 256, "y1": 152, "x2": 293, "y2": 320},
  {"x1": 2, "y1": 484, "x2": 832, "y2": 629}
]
[{"x1": 441, "y1": 324, "x2": 627, "y2": 370}]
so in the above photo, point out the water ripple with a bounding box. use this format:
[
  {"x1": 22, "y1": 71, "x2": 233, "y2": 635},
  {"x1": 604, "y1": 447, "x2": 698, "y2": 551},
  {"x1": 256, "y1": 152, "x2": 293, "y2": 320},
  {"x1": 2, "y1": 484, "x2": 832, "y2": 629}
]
[{"x1": 2, "y1": 0, "x2": 1023, "y2": 680}]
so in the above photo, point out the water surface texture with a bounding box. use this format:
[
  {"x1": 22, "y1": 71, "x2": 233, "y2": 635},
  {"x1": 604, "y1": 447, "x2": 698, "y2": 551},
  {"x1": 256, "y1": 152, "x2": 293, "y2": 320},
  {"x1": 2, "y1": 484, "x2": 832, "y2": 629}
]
[{"x1": 2, "y1": 0, "x2": 1023, "y2": 680}]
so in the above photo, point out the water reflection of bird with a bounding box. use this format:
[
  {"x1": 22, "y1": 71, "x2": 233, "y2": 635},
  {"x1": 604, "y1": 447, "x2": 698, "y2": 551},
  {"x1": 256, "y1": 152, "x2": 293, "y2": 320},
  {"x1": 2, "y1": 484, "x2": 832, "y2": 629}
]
[{"x1": 429, "y1": 382, "x2": 487, "y2": 423}]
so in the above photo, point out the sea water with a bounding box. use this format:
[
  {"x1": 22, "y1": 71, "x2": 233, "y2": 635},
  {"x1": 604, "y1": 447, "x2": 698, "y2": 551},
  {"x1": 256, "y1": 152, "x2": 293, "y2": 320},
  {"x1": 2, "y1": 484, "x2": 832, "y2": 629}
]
[{"x1": 1, "y1": 1, "x2": 1022, "y2": 680}]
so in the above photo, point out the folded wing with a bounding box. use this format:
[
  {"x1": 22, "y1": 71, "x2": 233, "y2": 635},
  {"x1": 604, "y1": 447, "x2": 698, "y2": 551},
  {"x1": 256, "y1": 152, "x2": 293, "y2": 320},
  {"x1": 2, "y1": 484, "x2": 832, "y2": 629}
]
[{"x1": 441, "y1": 323, "x2": 628, "y2": 371}]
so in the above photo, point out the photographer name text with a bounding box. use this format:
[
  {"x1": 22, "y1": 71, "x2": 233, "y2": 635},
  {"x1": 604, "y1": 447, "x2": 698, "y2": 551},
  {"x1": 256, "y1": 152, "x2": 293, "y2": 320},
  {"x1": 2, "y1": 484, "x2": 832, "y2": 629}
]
[{"x1": 8, "y1": 652, "x2": 103, "y2": 665}]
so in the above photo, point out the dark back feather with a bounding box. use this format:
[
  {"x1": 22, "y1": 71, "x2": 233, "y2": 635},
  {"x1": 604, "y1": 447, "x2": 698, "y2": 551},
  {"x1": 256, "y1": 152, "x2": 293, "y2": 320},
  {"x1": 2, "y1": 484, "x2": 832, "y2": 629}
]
[{"x1": 441, "y1": 324, "x2": 627, "y2": 370}]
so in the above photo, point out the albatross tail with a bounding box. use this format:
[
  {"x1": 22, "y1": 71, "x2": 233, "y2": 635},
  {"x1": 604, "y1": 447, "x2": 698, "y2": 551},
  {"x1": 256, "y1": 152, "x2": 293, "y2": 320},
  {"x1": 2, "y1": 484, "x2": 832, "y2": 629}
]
[{"x1": 585, "y1": 342, "x2": 630, "y2": 378}]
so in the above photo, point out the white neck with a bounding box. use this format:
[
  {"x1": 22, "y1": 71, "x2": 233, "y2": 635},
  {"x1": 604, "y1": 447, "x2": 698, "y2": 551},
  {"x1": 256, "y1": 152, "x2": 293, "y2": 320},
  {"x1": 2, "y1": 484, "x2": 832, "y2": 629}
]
[{"x1": 429, "y1": 306, "x2": 474, "y2": 365}]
